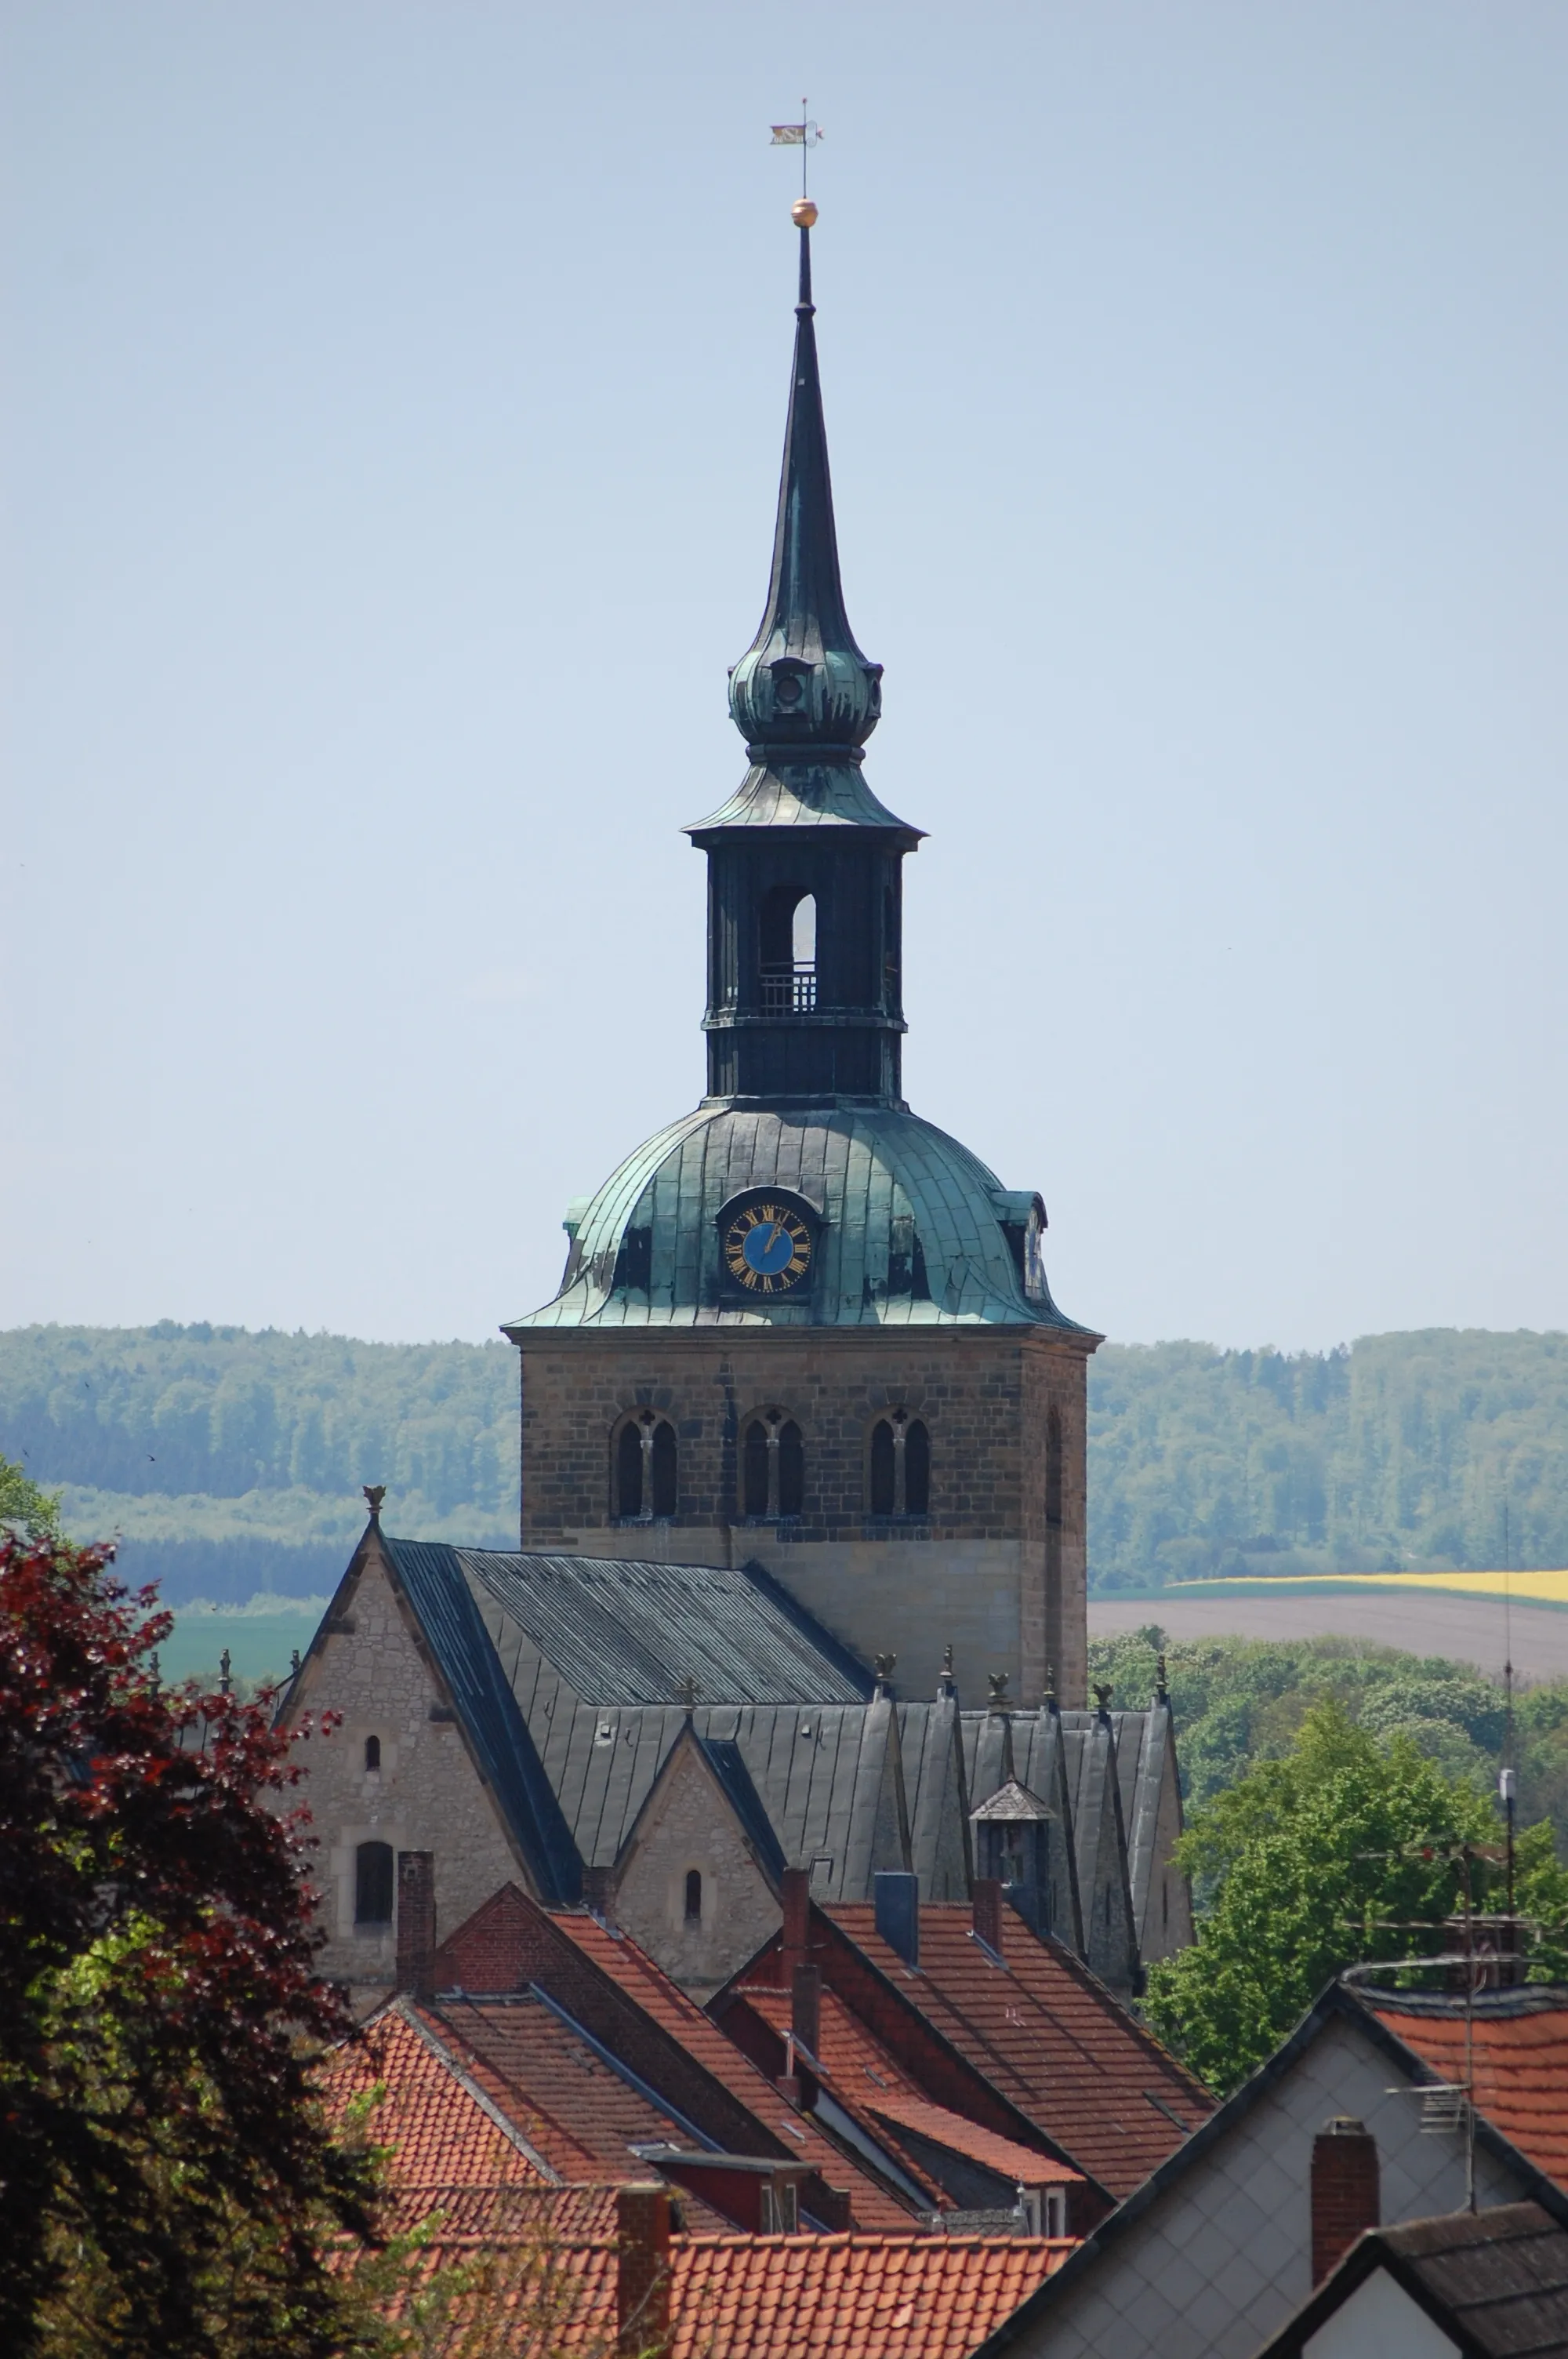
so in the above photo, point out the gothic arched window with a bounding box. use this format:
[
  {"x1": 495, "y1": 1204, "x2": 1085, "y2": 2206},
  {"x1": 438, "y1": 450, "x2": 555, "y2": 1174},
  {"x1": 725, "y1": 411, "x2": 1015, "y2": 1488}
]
[
  {"x1": 615, "y1": 1411, "x2": 677, "y2": 1522},
  {"x1": 363, "y1": 1733, "x2": 381, "y2": 1773},
  {"x1": 684, "y1": 1868, "x2": 703, "y2": 1923},
  {"x1": 355, "y1": 1840, "x2": 394, "y2": 1927},
  {"x1": 867, "y1": 1411, "x2": 931, "y2": 1518},
  {"x1": 741, "y1": 1408, "x2": 804, "y2": 1521}
]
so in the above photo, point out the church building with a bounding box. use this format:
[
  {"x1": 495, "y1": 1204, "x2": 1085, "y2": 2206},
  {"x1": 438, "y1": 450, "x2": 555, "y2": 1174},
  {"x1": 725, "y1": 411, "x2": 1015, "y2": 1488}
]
[
  {"x1": 281, "y1": 209, "x2": 1188, "y2": 2017},
  {"x1": 506, "y1": 205, "x2": 1098, "y2": 1710}
]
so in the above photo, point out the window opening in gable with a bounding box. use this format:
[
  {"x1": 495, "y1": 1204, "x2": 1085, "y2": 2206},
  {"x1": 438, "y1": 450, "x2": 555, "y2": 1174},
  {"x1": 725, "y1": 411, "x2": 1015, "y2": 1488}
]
[
  {"x1": 363, "y1": 1734, "x2": 381, "y2": 1773},
  {"x1": 684, "y1": 1868, "x2": 702, "y2": 1924},
  {"x1": 354, "y1": 1840, "x2": 394, "y2": 1927}
]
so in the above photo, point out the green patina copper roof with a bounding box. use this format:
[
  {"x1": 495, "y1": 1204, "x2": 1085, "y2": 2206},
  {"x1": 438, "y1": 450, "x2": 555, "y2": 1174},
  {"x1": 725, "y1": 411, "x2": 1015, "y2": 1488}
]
[{"x1": 506, "y1": 1102, "x2": 1092, "y2": 1332}]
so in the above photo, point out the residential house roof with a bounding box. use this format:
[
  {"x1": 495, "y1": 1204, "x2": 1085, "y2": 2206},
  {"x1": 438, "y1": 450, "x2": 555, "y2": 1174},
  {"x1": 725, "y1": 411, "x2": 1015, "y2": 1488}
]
[
  {"x1": 321, "y1": 2000, "x2": 558, "y2": 2190},
  {"x1": 1363, "y1": 1989, "x2": 1568, "y2": 2196},
  {"x1": 666, "y1": 2232, "x2": 1075, "y2": 2359},
  {"x1": 1254, "y1": 2202, "x2": 1568, "y2": 2359},
  {"x1": 823, "y1": 1903, "x2": 1210, "y2": 2200}
]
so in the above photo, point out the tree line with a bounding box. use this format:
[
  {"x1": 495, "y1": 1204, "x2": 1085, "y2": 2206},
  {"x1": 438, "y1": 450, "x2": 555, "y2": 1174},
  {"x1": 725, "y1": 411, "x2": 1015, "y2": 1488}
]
[{"x1": 3, "y1": 1321, "x2": 1567, "y2": 1597}]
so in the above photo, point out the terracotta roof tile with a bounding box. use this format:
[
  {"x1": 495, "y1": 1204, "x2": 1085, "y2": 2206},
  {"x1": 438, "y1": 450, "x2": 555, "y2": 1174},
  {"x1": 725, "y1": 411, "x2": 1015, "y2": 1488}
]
[
  {"x1": 1364, "y1": 1994, "x2": 1568, "y2": 2192},
  {"x1": 825, "y1": 1904, "x2": 1212, "y2": 2198},
  {"x1": 858, "y1": 2095, "x2": 1080, "y2": 2189},
  {"x1": 668, "y1": 2235, "x2": 1073, "y2": 2359},
  {"x1": 548, "y1": 1914, "x2": 917, "y2": 2230},
  {"x1": 321, "y1": 2003, "x2": 553, "y2": 2189}
]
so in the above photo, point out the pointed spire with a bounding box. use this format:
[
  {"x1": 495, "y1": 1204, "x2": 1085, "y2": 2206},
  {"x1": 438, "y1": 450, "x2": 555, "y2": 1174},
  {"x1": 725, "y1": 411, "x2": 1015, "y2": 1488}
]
[{"x1": 728, "y1": 218, "x2": 883, "y2": 755}]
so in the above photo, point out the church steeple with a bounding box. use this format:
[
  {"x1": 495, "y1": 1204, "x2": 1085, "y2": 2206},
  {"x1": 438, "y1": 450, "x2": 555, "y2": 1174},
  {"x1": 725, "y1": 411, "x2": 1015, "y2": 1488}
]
[
  {"x1": 726, "y1": 212, "x2": 883, "y2": 755},
  {"x1": 689, "y1": 207, "x2": 922, "y2": 1109}
]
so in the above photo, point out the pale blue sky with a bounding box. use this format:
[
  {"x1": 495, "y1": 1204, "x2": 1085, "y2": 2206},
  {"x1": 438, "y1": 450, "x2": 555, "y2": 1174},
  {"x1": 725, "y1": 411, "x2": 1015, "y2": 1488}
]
[{"x1": 4, "y1": 1, "x2": 1566, "y2": 1351}]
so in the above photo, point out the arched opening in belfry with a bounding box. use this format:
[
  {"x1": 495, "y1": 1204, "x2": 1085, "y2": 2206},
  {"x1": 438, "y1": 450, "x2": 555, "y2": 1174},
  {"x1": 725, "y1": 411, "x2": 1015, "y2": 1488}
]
[
  {"x1": 615, "y1": 1411, "x2": 677, "y2": 1521},
  {"x1": 760, "y1": 886, "x2": 817, "y2": 1014},
  {"x1": 741, "y1": 1408, "x2": 804, "y2": 1520},
  {"x1": 868, "y1": 1410, "x2": 931, "y2": 1518}
]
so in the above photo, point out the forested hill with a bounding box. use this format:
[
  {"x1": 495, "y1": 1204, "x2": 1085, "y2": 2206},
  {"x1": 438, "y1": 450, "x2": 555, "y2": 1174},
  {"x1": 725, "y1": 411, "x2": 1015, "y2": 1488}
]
[{"x1": 2, "y1": 1321, "x2": 1566, "y2": 1603}]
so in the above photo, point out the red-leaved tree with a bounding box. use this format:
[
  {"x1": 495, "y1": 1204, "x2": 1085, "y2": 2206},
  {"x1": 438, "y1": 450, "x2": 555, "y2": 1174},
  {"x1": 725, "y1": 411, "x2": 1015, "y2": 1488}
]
[{"x1": 0, "y1": 1532, "x2": 382, "y2": 2357}]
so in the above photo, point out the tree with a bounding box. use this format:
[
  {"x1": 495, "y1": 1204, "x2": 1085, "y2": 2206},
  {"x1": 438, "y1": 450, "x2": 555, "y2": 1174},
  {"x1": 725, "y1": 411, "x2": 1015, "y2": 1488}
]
[
  {"x1": 1142, "y1": 1699, "x2": 1500, "y2": 2093},
  {"x1": 0, "y1": 1448, "x2": 62, "y2": 1539},
  {"x1": 0, "y1": 1530, "x2": 382, "y2": 2358}
]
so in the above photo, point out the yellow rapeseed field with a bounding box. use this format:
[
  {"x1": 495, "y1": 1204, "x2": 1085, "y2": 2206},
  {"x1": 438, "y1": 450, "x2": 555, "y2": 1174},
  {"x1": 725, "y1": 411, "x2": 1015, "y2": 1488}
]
[{"x1": 1179, "y1": 1569, "x2": 1568, "y2": 1604}]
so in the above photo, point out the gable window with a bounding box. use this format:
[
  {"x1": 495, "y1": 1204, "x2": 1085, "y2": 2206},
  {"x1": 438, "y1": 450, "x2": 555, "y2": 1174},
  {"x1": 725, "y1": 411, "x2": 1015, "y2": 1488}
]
[
  {"x1": 615, "y1": 1411, "x2": 677, "y2": 1521},
  {"x1": 868, "y1": 1411, "x2": 931, "y2": 1518},
  {"x1": 364, "y1": 1734, "x2": 381, "y2": 1773},
  {"x1": 355, "y1": 1840, "x2": 394, "y2": 1928},
  {"x1": 684, "y1": 1869, "x2": 703, "y2": 1924},
  {"x1": 741, "y1": 1408, "x2": 804, "y2": 1520}
]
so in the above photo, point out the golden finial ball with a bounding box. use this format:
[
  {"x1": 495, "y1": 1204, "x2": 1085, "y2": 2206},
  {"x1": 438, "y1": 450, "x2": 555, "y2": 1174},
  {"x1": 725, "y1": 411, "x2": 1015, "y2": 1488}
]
[{"x1": 791, "y1": 198, "x2": 818, "y2": 228}]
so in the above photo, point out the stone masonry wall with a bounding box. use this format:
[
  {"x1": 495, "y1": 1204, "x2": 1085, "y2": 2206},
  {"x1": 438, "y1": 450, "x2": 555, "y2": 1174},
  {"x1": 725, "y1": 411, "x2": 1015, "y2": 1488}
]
[
  {"x1": 610, "y1": 1736, "x2": 782, "y2": 1997},
  {"x1": 516, "y1": 1328, "x2": 1094, "y2": 1704},
  {"x1": 282, "y1": 1537, "x2": 525, "y2": 2010}
]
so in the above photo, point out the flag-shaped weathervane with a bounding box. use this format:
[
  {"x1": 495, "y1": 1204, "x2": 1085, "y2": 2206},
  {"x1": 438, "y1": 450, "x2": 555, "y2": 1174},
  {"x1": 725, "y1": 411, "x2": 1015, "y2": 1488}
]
[{"x1": 771, "y1": 103, "x2": 822, "y2": 202}]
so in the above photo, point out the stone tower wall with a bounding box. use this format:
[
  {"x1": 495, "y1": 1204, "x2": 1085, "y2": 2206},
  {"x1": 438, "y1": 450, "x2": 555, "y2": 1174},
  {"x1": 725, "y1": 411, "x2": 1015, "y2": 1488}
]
[{"x1": 515, "y1": 1328, "x2": 1091, "y2": 1705}]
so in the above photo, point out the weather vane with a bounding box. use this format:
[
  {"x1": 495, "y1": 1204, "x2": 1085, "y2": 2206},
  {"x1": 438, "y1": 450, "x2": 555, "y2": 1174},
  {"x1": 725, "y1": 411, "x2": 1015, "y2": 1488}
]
[{"x1": 771, "y1": 100, "x2": 823, "y2": 217}]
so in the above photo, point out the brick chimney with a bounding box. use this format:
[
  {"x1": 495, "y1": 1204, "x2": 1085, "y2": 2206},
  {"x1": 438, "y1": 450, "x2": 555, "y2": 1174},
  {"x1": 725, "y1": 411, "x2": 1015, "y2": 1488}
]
[
  {"x1": 972, "y1": 1875, "x2": 1004, "y2": 1956},
  {"x1": 617, "y1": 2183, "x2": 671, "y2": 2357},
  {"x1": 782, "y1": 1865, "x2": 811, "y2": 1986},
  {"x1": 791, "y1": 1961, "x2": 822, "y2": 2059},
  {"x1": 1311, "y1": 2118, "x2": 1379, "y2": 2284},
  {"x1": 396, "y1": 1851, "x2": 436, "y2": 2001}
]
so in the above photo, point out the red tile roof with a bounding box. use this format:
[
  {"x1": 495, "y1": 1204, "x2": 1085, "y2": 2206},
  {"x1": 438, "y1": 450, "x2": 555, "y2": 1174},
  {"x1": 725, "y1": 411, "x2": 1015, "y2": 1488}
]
[
  {"x1": 825, "y1": 1904, "x2": 1212, "y2": 2199},
  {"x1": 321, "y1": 2002, "x2": 554, "y2": 2190},
  {"x1": 858, "y1": 2094, "x2": 1081, "y2": 2190},
  {"x1": 1364, "y1": 1995, "x2": 1568, "y2": 2193},
  {"x1": 731, "y1": 1984, "x2": 1079, "y2": 2205},
  {"x1": 667, "y1": 2233, "x2": 1073, "y2": 2359},
  {"x1": 430, "y1": 1992, "x2": 697, "y2": 2178},
  {"x1": 386, "y1": 2223, "x2": 1073, "y2": 2359},
  {"x1": 548, "y1": 1912, "x2": 917, "y2": 2231}
]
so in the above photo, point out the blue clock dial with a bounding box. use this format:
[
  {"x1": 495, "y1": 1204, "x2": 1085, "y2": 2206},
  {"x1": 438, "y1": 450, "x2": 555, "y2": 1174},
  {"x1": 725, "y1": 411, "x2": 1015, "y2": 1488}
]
[{"x1": 723, "y1": 1201, "x2": 814, "y2": 1295}]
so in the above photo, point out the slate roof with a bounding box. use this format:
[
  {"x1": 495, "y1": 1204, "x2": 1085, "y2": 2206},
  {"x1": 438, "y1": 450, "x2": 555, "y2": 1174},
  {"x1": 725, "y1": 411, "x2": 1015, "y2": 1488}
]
[
  {"x1": 824, "y1": 1903, "x2": 1211, "y2": 2201},
  {"x1": 507, "y1": 1103, "x2": 1091, "y2": 1332},
  {"x1": 1363, "y1": 1989, "x2": 1568, "y2": 2194},
  {"x1": 1255, "y1": 2202, "x2": 1568, "y2": 2359},
  {"x1": 526, "y1": 1699, "x2": 907, "y2": 1893},
  {"x1": 457, "y1": 1546, "x2": 871, "y2": 1708}
]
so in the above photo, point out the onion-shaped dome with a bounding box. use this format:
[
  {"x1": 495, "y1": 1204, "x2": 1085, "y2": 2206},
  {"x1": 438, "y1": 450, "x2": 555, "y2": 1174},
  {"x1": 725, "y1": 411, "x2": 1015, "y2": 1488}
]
[{"x1": 506, "y1": 1103, "x2": 1091, "y2": 1334}]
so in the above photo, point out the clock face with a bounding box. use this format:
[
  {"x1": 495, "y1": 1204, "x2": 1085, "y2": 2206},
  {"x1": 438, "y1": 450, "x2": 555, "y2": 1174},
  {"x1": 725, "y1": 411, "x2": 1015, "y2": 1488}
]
[{"x1": 723, "y1": 1200, "x2": 814, "y2": 1295}]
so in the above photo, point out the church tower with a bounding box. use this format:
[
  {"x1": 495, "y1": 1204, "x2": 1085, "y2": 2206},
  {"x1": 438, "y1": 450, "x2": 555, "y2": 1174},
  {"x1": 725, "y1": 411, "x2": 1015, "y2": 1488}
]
[{"x1": 505, "y1": 210, "x2": 1100, "y2": 1706}]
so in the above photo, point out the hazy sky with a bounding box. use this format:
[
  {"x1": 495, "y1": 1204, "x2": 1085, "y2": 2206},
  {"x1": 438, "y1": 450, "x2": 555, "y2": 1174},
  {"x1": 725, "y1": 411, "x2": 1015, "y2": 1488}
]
[{"x1": 5, "y1": 2, "x2": 1566, "y2": 1353}]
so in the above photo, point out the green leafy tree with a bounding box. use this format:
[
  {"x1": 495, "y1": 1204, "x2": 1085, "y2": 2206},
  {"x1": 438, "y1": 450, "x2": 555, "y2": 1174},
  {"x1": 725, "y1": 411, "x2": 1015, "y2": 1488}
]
[
  {"x1": 0, "y1": 1528, "x2": 383, "y2": 2358},
  {"x1": 1143, "y1": 1699, "x2": 1497, "y2": 2093},
  {"x1": 0, "y1": 1448, "x2": 61, "y2": 1539}
]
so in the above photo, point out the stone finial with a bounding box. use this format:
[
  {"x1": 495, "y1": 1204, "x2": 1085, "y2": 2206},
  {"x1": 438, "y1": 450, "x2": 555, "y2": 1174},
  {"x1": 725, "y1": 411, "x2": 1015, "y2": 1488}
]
[
  {"x1": 676, "y1": 1674, "x2": 700, "y2": 1714},
  {"x1": 290, "y1": 1648, "x2": 302, "y2": 1677},
  {"x1": 1094, "y1": 1681, "x2": 1113, "y2": 1714},
  {"x1": 1155, "y1": 1652, "x2": 1169, "y2": 1702},
  {"x1": 362, "y1": 1484, "x2": 387, "y2": 1518},
  {"x1": 986, "y1": 1670, "x2": 1011, "y2": 1713},
  {"x1": 219, "y1": 1648, "x2": 232, "y2": 1698},
  {"x1": 873, "y1": 1651, "x2": 898, "y2": 1696},
  {"x1": 937, "y1": 1642, "x2": 956, "y2": 1699},
  {"x1": 149, "y1": 1650, "x2": 161, "y2": 1695},
  {"x1": 1042, "y1": 1663, "x2": 1058, "y2": 1710}
]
